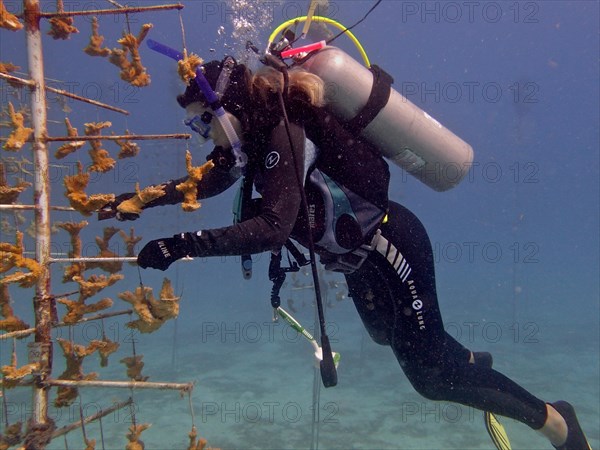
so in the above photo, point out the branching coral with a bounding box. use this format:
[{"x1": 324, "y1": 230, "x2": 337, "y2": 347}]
[
  {"x1": 54, "y1": 338, "x2": 103, "y2": 407},
  {"x1": 1, "y1": 362, "x2": 39, "y2": 388},
  {"x1": 3, "y1": 102, "x2": 33, "y2": 151},
  {"x1": 48, "y1": 1, "x2": 78, "y2": 40},
  {"x1": 95, "y1": 336, "x2": 119, "y2": 367},
  {"x1": 0, "y1": 284, "x2": 29, "y2": 332},
  {"x1": 115, "y1": 130, "x2": 140, "y2": 159},
  {"x1": 0, "y1": 421, "x2": 23, "y2": 449},
  {"x1": 187, "y1": 426, "x2": 208, "y2": 450},
  {"x1": 1, "y1": 209, "x2": 26, "y2": 235},
  {"x1": 178, "y1": 50, "x2": 203, "y2": 84},
  {"x1": 57, "y1": 297, "x2": 113, "y2": 324},
  {"x1": 117, "y1": 183, "x2": 165, "y2": 216},
  {"x1": 0, "y1": 61, "x2": 21, "y2": 90},
  {"x1": 0, "y1": 231, "x2": 42, "y2": 288},
  {"x1": 117, "y1": 279, "x2": 180, "y2": 333},
  {"x1": 64, "y1": 162, "x2": 115, "y2": 216},
  {"x1": 55, "y1": 118, "x2": 85, "y2": 159},
  {"x1": 109, "y1": 24, "x2": 153, "y2": 87},
  {"x1": 0, "y1": 61, "x2": 19, "y2": 74},
  {"x1": 120, "y1": 355, "x2": 147, "y2": 382},
  {"x1": 73, "y1": 273, "x2": 123, "y2": 301},
  {"x1": 53, "y1": 226, "x2": 122, "y2": 322},
  {"x1": 55, "y1": 220, "x2": 87, "y2": 282},
  {"x1": 48, "y1": 16, "x2": 78, "y2": 39},
  {"x1": 176, "y1": 151, "x2": 214, "y2": 212},
  {"x1": 125, "y1": 423, "x2": 151, "y2": 450},
  {"x1": 84, "y1": 16, "x2": 110, "y2": 57},
  {"x1": 0, "y1": 0, "x2": 23, "y2": 31},
  {"x1": 1, "y1": 342, "x2": 39, "y2": 388},
  {"x1": 86, "y1": 226, "x2": 123, "y2": 274},
  {"x1": 85, "y1": 121, "x2": 115, "y2": 172},
  {"x1": 119, "y1": 227, "x2": 142, "y2": 258},
  {"x1": 0, "y1": 162, "x2": 31, "y2": 204}
]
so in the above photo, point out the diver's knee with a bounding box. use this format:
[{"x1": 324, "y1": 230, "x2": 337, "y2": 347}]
[
  {"x1": 403, "y1": 366, "x2": 451, "y2": 401},
  {"x1": 411, "y1": 381, "x2": 448, "y2": 401},
  {"x1": 367, "y1": 330, "x2": 390, "y2": 346}
]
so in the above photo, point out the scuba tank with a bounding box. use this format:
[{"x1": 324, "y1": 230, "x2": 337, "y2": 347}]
[{"x1": 299, "y1": 46, "x2": 474, "y2": 192}]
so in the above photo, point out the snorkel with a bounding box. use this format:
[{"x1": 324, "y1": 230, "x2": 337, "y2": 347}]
[{"x1": 147, "y1": 39, "x2": 247, "y2": 173}]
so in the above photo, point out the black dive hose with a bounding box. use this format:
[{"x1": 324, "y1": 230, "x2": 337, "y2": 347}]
[{"x1": 263, "y1": 54, "x2": 338, "y2": 388}]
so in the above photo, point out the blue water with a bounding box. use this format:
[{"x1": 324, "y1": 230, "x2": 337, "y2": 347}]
[{"x1": 1, "y1": 1, "x2": 598, "y2": 449}]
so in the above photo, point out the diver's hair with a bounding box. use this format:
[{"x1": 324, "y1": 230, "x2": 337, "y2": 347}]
[{"x1": 250, "y1": 66, "x2": 325, "y2": 108}]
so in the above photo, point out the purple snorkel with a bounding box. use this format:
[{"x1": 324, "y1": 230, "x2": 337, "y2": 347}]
[{"x1": 147, "y1": 39, "x2": 246, "y2": 172}]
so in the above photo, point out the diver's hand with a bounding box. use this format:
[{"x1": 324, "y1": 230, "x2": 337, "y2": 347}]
[
  {"x1": 137, "y1": 233, "x2": 194, "y2": 271},
  {"x1": 98, "y1": 193, "x2": 138, "y2": 221}
]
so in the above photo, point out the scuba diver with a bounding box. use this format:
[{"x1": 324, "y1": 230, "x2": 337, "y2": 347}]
[{"x1": 100, "y1": 55, "x2": 592, "y2": 450}]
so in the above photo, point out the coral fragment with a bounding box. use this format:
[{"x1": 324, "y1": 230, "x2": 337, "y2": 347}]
[
  {"x1": 1, "y1": 343, "x2": 39, "y2": 388},
  {"x1": 117, "y1": 183, "x2": 165, "y2": 216},
  {"x1": 176, "y1": 151, "x2": 214, "y2": 212},
  {"x1": 116, "y1": 130, "x2": 140, "y2": 159},
  {"x1": 84, "y1": 17, "x2": 110, "y2": 57},
  {"x1": 55, "y1": 220, "x2": 87, "y2": 282},
  {"x1": 55, "y1": 118, "x2": 85, "y2": 159},
  {"x1": 73, "y1": 273, "x2": 123, "y2": 301},
  {"x1": 48, "y1": 12, "x2": 79, "y2": 40},
  {"x1": 119, "y1": 227, "x2": 142, "y2": 258},
  {"x1": 0, "y1": 162, "x2": 31, "y2": 204},
  {"x1": 0, "y1": 61, "x2": 19, "y2": 74},
  {"x1": 178, "y1": 50, "x2": 203, "y2": 84},
  {"x1": 54, "y1": 338, "x2": 103, "y2": 407},
  {"x1": 86, "y1": 226, "x2": 123, "y2": 273},
  {"x1": 125, "y1": 423, "x2": 151, "y2": 450},
  {"x1": 0, "y1": 284, "x2": 30, "y2": 332},
  {"x1": 85, "y1": 121, "x2": 115, "y2": 173},
  {"x1": 3, "y1": 102, "x2": 33, "y2": 151},
  {"x1": 57, "y1": 297, "x2": 113, "y2": 324},
  {"x1": 0, "y1": 231, "x2": 42, "y2": 288},
  {"x1": 63, "y1": 162, "x2": 114, "y2": 216},
  {"x1": 110, "y1": 24, "x2": 153, "y2": 87},
  {"x1": 118, "y1": 279, "x2": 180, "y2": 333},
  {"x1": 0, "y1": 421, "x2": 23, "y2": 449},
  {"x1": 120, "y1": 355, "x2": 147, "y2": 382},
  {"x1": 0, "y1": 1, "x2": 23, "y2": 31}
]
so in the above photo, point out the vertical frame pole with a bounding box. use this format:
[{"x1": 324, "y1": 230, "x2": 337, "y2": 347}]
[{"x1": 23, "y1": 0, "x2": 53, "y2": 433}]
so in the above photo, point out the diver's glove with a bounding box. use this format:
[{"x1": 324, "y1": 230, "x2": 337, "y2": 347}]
[
  {"x1": 98, "y1": 193, "x2": 139, "y2": 221},
  {"x1": 137, "y1": 233, "x2": 197, "y2": 271}
]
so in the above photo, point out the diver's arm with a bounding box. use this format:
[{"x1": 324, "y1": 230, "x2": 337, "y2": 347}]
[
  {"x1": 146, "y1": 145, "x2": 241, "y2": 205},
  {"x1": 138, "y1": 122, "x2": 306, "y2": 269},
  {"x1": 99, "y1": 146, "x2": 239, "y2": 220},
  {"x1": 185, "y1": 121, "x2": 305, "y2": 255}
]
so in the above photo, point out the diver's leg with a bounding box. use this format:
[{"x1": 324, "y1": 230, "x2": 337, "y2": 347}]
[
  {"x1": 367, "y1": 202, "x2": 551, "y2": 425},
  {"x1": 384, "y1": 202, "x2": 592, "y2": 447},
  {"x1": 347, "y1": 201, "x2": 590, "y2": 446}
]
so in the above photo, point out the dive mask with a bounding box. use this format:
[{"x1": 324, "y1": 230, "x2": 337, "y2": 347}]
[{"x1": 185, "y1": 110, "x2": 213, "y2": 140}]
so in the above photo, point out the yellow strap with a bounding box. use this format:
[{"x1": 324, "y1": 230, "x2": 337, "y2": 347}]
[
  {"x1": 301, "y1": 0, "x2": 319, "y2": 37},
  {"x1": 268, "y1": 16, "x2": 371, "y2": 67}
]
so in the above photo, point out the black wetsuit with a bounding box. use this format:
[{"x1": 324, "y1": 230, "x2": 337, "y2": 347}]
[{"x1": 150, "y1": 105, "x2": 549, "y2": 429}]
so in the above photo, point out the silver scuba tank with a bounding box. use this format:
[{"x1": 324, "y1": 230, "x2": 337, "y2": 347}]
[{"x1": 300, "y1": 46, "x2": 474, "y2": 192}]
